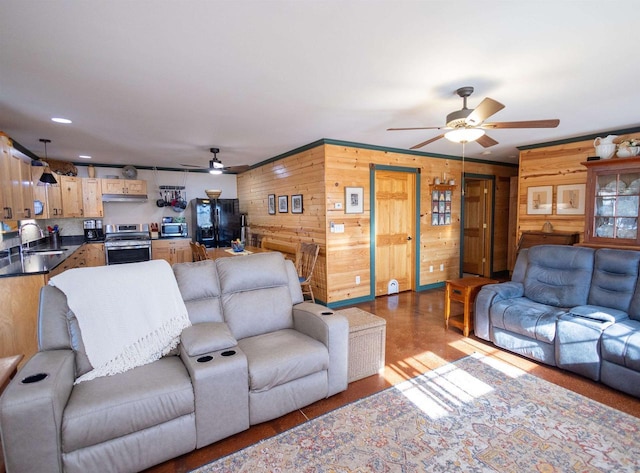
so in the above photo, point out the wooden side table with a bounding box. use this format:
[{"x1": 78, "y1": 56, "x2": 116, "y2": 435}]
[{"x1": 445, "y1": 277, "x2": 497, "y2": 336}]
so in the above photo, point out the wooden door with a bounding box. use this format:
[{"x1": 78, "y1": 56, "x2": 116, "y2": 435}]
[
  {"x1": 374, "y1": 170, "x2": 415, "y2": 296},
  {"x1": 463, "y1": 179, "x2": 492, "y2": 276}
]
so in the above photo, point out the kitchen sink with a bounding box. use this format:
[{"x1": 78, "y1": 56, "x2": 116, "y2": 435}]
[{"x1": 24, "y1": 248, "x2": 68, "y2": 255}]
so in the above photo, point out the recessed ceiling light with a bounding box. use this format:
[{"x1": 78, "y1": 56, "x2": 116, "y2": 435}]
[
  {"x1": 78, "y1": 155, "x2": 92, "y2": 159},
  {"x1": 51, "y1": 117, "x2": 72, "y2": 124},
  {"x1": 481, "y1": 150, "x2": 492, "y2": 155}
]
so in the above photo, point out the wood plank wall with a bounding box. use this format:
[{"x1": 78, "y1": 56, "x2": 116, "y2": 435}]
[
  {"x1": 238, "y1": 141, "x2": 517, "y2": 305},
  {"x1": 517, "y1": 132, "x2": 640, "y2": 251}
]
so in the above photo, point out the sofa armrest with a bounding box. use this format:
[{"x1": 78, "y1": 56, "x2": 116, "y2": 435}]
[
  {"x1": 179, "y1": 345, "x2": 249, "y2": 448},
  {"x1": 293, "y1": 302, "x2": 349, "y2": 397},
  {"x1": 0, "y1": 350, "x2": 75, "y2": 473},
  {"x1": 474, "y1": 282, "x2": 524, "y2": 341}
]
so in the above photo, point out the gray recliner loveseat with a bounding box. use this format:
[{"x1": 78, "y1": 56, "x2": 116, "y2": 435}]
[
  {"x1": 0, "y1": 252, "x2": 349, "y2": 473},
  {"x1": 475, "y1": 244, "x2": 640, "y2": 398}
]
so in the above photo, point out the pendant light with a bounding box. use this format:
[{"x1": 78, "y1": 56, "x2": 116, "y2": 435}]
[{"x1": 38, "y1": 138, "x2": 57, "y2": 185}]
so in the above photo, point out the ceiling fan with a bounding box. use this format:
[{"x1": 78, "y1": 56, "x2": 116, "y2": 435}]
[
  {"x1": 388, "y1": 86, "x2": 560, "y2": 150},
  {"x1": 180, "y1": 148, "x2": 250, "y2": 174}
]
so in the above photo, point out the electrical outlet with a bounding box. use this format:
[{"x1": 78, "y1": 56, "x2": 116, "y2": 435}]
[
  {"x1": 429, "y1": 265, "x2": 433, "y2": 272},
  {"x1": 440, "y1": 263, "x2": 444, "y2": 271},
  {"x1": 355, "y1": 275, "x2": 360, "y2": 285}
]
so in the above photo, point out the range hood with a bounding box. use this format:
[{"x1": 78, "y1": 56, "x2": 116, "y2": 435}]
[{"x1": 101, "y1": 193, "x2": 148, "y2": 203}]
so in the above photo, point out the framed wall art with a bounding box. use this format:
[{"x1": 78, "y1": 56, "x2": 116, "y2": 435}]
[
  {"x1": 431, "y1": 189, "x2": 452, "y2": 226},
  {"x1": 268, "y1": 194, "x2": 276, "y2": 215},
  {"x1": 278, "y1": 195, "x2": 288, "y2": 213},
  {"x1": 345, "y1": 187, "x2": 364, "y2": 214},
  {"x1": 291, "y1": 194, "x2": 303, "y2": 214},
  {"x1": 527, "y1": 185, "x2": 553, "y2": 215},
  {"x1": 556, "y1": 184, "x2": 585, "y2": 215}
]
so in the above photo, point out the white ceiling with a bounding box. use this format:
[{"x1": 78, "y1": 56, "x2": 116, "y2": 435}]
[{"x1": 1, "y1": 0, "x2": 639, "y2": 171}]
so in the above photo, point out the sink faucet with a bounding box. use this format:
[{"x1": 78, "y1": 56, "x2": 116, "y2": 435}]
[{"x1": 19, "y1": 221, "x2": 44, "y2": 252}]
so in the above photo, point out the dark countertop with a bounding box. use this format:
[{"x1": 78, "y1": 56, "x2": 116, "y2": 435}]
[{"x1": 0, "y1": 236, "x2": 97, "y2": 279}]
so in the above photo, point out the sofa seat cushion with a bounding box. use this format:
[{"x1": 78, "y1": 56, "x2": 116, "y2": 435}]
[
  {"x1": 601, "y1": 319, "x2": 640, "y2": 371},
  {"x1": 62, "y1": 356, "x2": 194, "y2": 453},
  {"x1": 238, "y1": 329, "x2": 329, "y2": 393},
  {"x1": 490, "y1": 297, "x2": 568, "y2": 343}
]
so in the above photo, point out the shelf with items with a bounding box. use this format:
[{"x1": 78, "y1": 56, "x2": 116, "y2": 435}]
[{"x1": 582, "y1": 157, "x2": 640, "y2": 248}]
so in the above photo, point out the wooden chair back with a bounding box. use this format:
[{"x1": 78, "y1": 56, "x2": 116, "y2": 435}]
[{"x1": 296, "y1": 242, "x2": 320, "y2": 302}]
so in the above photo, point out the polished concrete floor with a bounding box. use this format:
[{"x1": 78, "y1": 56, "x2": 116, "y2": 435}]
[{"x1": 145, "y1": 288, "x2": 640, "y2": 473}]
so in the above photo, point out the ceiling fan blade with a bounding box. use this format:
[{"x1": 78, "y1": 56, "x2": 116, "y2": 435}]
[
  {"x1": 481, "y1": 119, "x2": 560, "y2": 129},
  {"x1": 465, "y1": 97, "x2": 505, "y2": 126},
  {"x1": 476, "y1": 134, "x2": 499, "y2": 148},
  {"x1": 223, "y1": 164, "x2": 251, "y2": 174},
  {"x1": 180, "y1": 163, "x2": 204, "y2": 168},
  {"x1": 410, "y1": 134, "x2": 444, "y2": 149},
  {"x1": 388, "y1": 126, "x2": 444, "y2": 131}
]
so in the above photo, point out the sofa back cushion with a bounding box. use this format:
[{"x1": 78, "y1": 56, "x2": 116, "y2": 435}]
[
  {"x1": 589, "y1": 248, "x2": 640, "y2": 312},
  {"x1": 523, "y1": 245, "x2": 594, "y2": 307},
  {"x1": 38, "y1": 285, "x2": 94, "y2": 377},
  {"x1": 217, "y1": 252, "x2": 294, "y2": 340},
  {"x1": 173, "y1": 260, "x2": 224, "y2": 324}
]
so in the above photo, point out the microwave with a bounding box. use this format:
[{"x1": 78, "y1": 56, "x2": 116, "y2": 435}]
[{"x1": 160, "y1": 222, "x2": 187, "y2": 238}]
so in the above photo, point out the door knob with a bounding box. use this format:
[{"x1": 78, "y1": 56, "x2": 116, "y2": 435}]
[{"x1": 407, "y1": 236, "x2": 412, "y2": 241}]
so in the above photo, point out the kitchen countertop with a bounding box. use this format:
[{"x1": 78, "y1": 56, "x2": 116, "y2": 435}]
[{"x1": 0, "y1": 236, "x2": 94, "y2": 279}]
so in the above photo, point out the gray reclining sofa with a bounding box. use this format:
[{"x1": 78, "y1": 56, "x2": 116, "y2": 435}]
[
  {"x1": 0, "y1": 252, "x2": 349, "y2": 473},
  {"x1": 475, "y1": 244, "x2": 640, "y2": 398}
]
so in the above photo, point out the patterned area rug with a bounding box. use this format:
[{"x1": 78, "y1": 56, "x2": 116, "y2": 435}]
[{"x1": 193, "y1": 354, "x2": 640, "y2": 472}]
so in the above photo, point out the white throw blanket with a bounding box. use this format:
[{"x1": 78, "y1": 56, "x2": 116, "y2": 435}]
[{"x1": 49, "y1": 259, "x2": 191, "y2": 383}]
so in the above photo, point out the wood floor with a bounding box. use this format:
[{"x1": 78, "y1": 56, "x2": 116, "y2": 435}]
[{"x1": 145, "y1": 288, "x2": 640, "y2": 473}]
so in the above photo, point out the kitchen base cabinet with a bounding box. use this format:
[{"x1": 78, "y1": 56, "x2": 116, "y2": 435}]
[
  {"x1": 152, "y1": 239, "x2": 191, "y2": 264},
  {"x1": 0, "y1": 274, "x2": 43, "y2": 362},
  {"x1": 85, "y1": 243, "x2": 105, "y2": 267}
]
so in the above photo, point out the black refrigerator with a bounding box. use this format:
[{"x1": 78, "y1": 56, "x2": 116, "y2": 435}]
[{"x1": 191, "y1": 198, "x2": 242, "y2": 248}]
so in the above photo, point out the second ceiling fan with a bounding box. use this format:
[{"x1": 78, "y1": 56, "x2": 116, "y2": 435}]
[{"x1": 388, "y1": 86, "x2": 560, "y2": 150}]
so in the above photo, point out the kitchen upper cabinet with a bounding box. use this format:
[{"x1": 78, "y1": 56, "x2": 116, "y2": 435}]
[
  {"x1": 32, "y1": 167, "x2": 63, "y2": 218},
  {"x1": 82, "y1": 178, "x2": 103, "y2": 218},
  {"x1": 0, "y1": 133, "x2": 13, "y2": 219},
  {"x1": 9, "y1": 148, "x2": 34, "y2": 220},
  {"x1": 59, "y1": 175, "x2": 84, "y2": 217},
  {"x1": 102, "y1": 178, "x2": 147, "y2": 195},
  {"x1": 152, "y1": 239, "x2": 191, "y2": 265}
]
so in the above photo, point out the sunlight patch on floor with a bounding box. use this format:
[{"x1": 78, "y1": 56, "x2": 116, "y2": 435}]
[{"x1": 393, "y1": 355, "x2": 494, "y2": 419}]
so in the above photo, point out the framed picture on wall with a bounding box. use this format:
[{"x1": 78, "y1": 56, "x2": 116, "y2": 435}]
[
  {"x1": 556, "y1": 184, "x2": 585, "y2": 215},
  {"x1": 278, "y1": 195, "x2": 288, "y2": 213},
  {"x1": 268, "y1": 194, "x2": 276, "y2": 215},
  {"x1": 291, "y1": 194, "x2": 303, "y2": 214},
  {"x1": 345, "y1": 187, "x2": 364, "y2": 214},
  {"x1": 527, "y1": 185, "x2": 553, "y2": 215}
]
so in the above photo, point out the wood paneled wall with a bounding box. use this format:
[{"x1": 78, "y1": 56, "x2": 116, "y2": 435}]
[
  {"x1": 517, "y1": 132, "x2": 640, "y2": 251},
  {"x1": 238, "y1": 141, "x2": 517, "y2": 306}
]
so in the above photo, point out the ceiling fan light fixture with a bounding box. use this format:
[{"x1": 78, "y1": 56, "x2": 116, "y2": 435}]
[
  {"x1": 444, "y1": 128, "x2": 485, "y2": 144},
  {"x1": 209, "y1": 168, "x2": 223, "y2": 175}
]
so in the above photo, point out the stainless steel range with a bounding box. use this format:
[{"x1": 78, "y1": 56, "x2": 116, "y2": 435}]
[{"x1": 104, "y1": 224, "x2": 152, "y2": 265}]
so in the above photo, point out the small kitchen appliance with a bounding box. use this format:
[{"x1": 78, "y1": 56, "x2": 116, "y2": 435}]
[
  {"x1": 83, "y1": 219, "x2": 98, "y2": 242},
  {"x1": 160, "y1": 218, "x2": 188, "y2": 238}
]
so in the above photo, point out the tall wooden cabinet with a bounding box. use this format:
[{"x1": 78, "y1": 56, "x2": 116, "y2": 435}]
[{"x1": 583, "y1": 157, "x2": 640, "y2": 248}]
